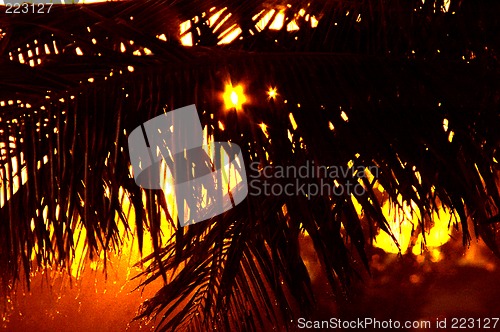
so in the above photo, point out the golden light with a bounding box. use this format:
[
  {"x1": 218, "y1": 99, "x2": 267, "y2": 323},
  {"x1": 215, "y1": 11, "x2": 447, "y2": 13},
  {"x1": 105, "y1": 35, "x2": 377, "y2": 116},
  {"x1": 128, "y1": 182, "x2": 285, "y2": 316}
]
[
  {"x1": 287, "y1": 20, "x2": 300, "y2": 31},
  {"x1": 259, "y1": 123, "x2": 269, "y2": 138},
  {"x1": 311, "y1": 16, "x2": 319, "y2": 28},
  {"x1": 179, "y1": 20, "x2": 193, "y2": 46},
  {"x1": 341, "y1": 111, "x2": 349, "y2": 122},
  {"x1": 223, "y1": 84, "x2": 246, "y2": 110},
  {"x1": 218, "y1": 26, "x2": 242, "y2": 45},
  {"x1": 267, "y1": 87, "x2": 278, "y2": 100},
  {"x1": 255, "y1": 10, "x2": 275, "y2": 32},
  {"x1": 218, "y1": 120, "x2": 225, "y2": 131},
  {"x1": 350, "y1": 168, "x2": 456, "y2": 259},
  {"x1": 448, "y1": 130, "x2": 455, "y2": 142},
  {"x1": 289, "y1": 113, "x2": 298, "y2": 130},
  {"x1": 372, "y1": 194, "x2": 456, "y2": 259},
  {"x1": 269, "y1": 10, "x2": 285, "y2": 30},
  {"x1": 208, "y1": 8, "x2": 227, "y2": 28}
]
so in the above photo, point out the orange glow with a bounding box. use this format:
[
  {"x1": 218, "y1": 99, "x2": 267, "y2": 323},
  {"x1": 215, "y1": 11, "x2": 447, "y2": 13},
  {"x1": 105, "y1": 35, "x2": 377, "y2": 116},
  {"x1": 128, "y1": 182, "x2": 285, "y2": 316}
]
[{"x1": 223, "y1": 84, "x2": 246, "y2": 110}]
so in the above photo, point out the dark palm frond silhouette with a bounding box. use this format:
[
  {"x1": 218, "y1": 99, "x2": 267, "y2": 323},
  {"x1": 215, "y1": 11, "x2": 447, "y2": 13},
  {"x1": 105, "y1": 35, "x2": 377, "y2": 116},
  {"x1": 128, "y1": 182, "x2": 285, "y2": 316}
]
[{"x1": 0, "y1": 0, "x2": 499, "y2": 330}]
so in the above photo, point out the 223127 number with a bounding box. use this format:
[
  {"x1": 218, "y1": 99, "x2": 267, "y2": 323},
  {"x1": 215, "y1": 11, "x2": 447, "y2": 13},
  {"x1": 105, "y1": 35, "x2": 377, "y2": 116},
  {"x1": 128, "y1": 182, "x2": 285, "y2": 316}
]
[
  {"x1": 5, "y1": 3, "x2": 53, "y2": 14},
  {"x1": 451, "y1": 318, "x2": 499, "y2": 329}
]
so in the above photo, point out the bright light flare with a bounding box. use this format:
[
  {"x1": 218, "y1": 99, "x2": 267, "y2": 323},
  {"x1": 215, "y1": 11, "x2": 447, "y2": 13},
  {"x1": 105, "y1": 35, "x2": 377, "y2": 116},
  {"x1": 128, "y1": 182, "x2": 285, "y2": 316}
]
[
  {"x1": 259, "y1": 123, "x2": 269, "y2": 138},
  {"x1": 223, "y1": 84, "x2": 246, "y2": 110},
  {"x1": 267, "y1": 87, "x2": 278, "y2": 100}
]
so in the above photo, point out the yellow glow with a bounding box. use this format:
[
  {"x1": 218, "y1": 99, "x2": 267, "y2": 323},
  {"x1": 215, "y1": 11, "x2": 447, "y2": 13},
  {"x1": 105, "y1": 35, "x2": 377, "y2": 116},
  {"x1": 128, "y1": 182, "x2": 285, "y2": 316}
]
[
  {"x1": 252, "y1": 9, "x2": 265, "y2": 21},
  {"x1": 289, "y1": 113, "x2": 298, "y2": 130},
  {"x1": 223, "y1": 84, "x2": 246, "y2": 110},
  {"x1": 443, "y1": 0, "x2": 451, "y2": 12},
  {"x1": 218, "y1": 26, "x2": 242, "y2": 45},
  {"x1": 213, "y1": 10, "x2": 231, "y2": 33},
  {"x1": 269, "y1": 11, "x2": 285, "y2": 30},
  {"x1": 429, "y1": 248, "x2": 442, "y2": 262},
  {"x1": 341, "y1": 111, "x2": 349, "y2": 122},
  {"x1": 70, "y1": 224, "x2": 88, "y2": 278},
  {"x1": 267, "y1": 87, "x2": 278, "y2": 99},
  {"x1": 311, "y1": 15, "x2": 319, "y2": 28},
  {"x1": 373, "y1": 192, "x2": 456, "y2": 257},
  {"x1": 259, "y1": 123, "x2": 269, "y2": 138},
  {"x1": 180, "y1": 20, "x2": 193, "y2": 46},
  {"x1": 373, "y1": 200, "x2": 415, "y2": 254},
  {"x1": 448, "y1": 131, "x2": 454, "y2": 142},
  {"x1": 287, "y1": 19, "x2": 300, "y2": 31},
  {"x1": 255, "y1": 10, "x2": 275, "y2": 31},
  {"x1": 231, "y1": 92, "x2": 238, "y2": 104},
  {"x1": 443, "y1": 118, "x2": 449, "y2": 132},
  {"x1": 208, "y1": 8, "x2": 226, "y2": 28},
  {"x1": 180, "y1": 20, "x2": 191, "y2": 35},
  {"x1": 180, "y1": 33, "x2": 193, "y2": 46},
  {"x1": 68, "y1": 176, "x2": 178, "y2": 278}
]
